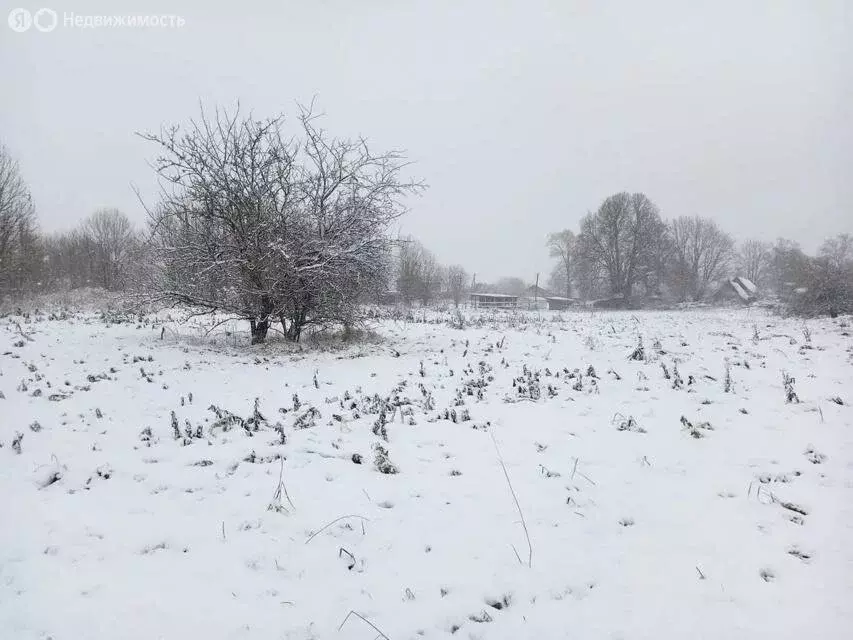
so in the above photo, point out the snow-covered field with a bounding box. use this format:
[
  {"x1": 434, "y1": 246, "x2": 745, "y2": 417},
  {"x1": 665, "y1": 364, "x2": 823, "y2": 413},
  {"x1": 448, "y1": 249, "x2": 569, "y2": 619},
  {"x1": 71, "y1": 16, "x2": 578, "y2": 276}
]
[{"x1": 2, "y1": 307, "x2": 852, "y2": 640}]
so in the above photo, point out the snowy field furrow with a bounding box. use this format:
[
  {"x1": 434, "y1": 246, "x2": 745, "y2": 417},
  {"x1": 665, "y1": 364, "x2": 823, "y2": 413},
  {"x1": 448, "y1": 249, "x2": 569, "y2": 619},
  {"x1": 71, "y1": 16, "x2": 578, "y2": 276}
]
[{"x1": 1, "y1": 308, "x2": 852, "y2": 639}]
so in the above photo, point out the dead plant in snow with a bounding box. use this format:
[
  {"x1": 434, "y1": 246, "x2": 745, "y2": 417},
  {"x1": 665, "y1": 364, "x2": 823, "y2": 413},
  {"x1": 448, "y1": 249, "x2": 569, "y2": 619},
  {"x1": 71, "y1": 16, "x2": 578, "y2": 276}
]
[
  {"x1": 267, "y1": 457, "x2": 295, "y2": 514},
  {"x1": 782, "y1": 371, "x2": 800, "y2": 403},
  {"x1": 613, "y1": 413, "x2": 645, "y2": 433},
  {"x1": 680, "y1": 415, "x2": 713, "y2": 438},
  {"x1": 373, "y1": 442, "x2": 399, "y2": 474},
  {"x1": 724, "y1": 358, "x2": 733, "y2": 393},
  {"x1": 628, "y1": 335, "x2": 645, "y2": 361},
  {"x1": 490, "y1": 432, "x2": 533, "y2": 568}
]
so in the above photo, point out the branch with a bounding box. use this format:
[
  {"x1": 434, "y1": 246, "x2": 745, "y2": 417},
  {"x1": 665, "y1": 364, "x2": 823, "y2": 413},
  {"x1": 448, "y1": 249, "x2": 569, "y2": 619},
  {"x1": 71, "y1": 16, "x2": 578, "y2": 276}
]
[
  {"x1": 305, "y1": 514, "x2": 370, "y2": 545},
  {"x1": 490, "y1": 432, "x2": 532, "y2": 568},
  {"x1": 338, "y1": 611, "x2": 391, "y2": 640}
]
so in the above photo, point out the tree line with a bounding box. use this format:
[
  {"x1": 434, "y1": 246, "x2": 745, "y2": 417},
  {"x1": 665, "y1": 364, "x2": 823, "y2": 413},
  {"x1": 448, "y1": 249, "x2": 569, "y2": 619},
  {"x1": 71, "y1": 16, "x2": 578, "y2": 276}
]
[
  {"x1": 542, "y1": 192, "x2": 852, "y2": 315},
  {"x1": 391, "y1": 192, "x2": 851, "y2": 317},
  {"x1": 2, "y1": 129, "x2": 850, "y2": 339},
  {"x1": 1, "y1": 144, "x2": 140, "y2": 295}
]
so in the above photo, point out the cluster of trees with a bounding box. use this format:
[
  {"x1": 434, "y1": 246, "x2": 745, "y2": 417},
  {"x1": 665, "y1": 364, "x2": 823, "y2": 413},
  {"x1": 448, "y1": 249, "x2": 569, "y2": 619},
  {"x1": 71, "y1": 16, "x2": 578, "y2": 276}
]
[
  {"x1": 41, "y1": 209, "x2": 139, "y2": 291},
  {"x1": 0, "y1": 145, "x2": 40, "y2": 294},
  {"x1": 1, "y1": 144, "x2": 139, "y2": 296},
  {"x1": 546, "y1": 192, "x2": 732, "y2": 302},
  {"x1": 391, "y1": 240, "x2": 546, "y2": 307},
  {"x1": 393, "y1": 238, "x2": 469, "y2": 307},
  {"x1": 773, "y1": 235, "x2": 853, "y2": 316},
  {"x1": 545, "y1": 191, "x2": 852, "y2": 314}
]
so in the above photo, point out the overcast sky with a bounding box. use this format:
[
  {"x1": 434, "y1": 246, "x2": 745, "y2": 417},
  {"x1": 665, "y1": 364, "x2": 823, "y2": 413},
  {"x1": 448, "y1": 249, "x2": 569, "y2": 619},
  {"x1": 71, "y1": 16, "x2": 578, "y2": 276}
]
[{"x1": 2, "y1": 0, "x2": 851, "y2": 282}]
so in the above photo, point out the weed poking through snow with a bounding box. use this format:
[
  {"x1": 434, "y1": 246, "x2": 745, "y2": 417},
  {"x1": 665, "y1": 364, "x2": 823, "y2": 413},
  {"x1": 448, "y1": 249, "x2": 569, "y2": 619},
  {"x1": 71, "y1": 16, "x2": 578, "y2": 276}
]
[
  {"x1": 782, "y1": 371, "x2": 800, "y2": 403},
  {"x1": 724, "y1": 359, "x2": 734, "y2": 393},
  {"x1": 628, "y1": 336, "x2": 645, "y2": 361},
  {"x1": 373, "y1": 443, "x2": 399, "y2": 474}
]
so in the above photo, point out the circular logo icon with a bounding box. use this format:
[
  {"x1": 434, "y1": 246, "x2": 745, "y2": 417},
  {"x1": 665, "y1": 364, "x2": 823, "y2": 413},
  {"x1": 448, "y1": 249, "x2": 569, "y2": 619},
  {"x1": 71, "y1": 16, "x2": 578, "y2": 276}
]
[
  {"x1": 8, "y1": 7, "x2": 32, "y2": 32},
  {"x1": 33, "y1": 8, "x2": 57, "y2": 32}
]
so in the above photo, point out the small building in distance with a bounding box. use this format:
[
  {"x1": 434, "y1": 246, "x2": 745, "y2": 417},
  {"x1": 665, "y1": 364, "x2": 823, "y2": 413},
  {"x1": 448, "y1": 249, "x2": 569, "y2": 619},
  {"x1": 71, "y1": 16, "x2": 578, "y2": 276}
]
[
  {"x1": 469, "y1": 292, "x2": 518, "y2": 308},
  {"x1": 544, "y1": 296, "x2": 578, "y2": 311},
  {"x1": 712, "y1": 276, "x2": 758, "y2": 305},
  {"x1": 518, "y1": 284, "x2": 554, "y2": 310}
]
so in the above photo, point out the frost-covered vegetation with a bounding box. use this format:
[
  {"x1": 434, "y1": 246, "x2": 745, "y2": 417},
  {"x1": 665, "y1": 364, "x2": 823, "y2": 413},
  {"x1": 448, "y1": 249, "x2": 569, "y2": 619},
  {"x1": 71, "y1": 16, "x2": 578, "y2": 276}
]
[{"x1": 2, "y1": 305, "x2": 851, "y2": 638}]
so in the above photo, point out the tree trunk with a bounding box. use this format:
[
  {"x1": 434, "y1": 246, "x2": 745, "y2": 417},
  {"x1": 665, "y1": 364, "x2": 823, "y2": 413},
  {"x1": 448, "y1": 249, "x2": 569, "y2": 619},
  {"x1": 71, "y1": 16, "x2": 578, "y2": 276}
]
[
  {"x1": 250, "y1": 318, "x2": 269, "y2": 344},
  {"x1": 286, "y1": 321, "x2": 302, "y2": 342},
  {"x1": 285, "y1": 308, "x2": 306, "y2": 342},
  {"x1": 250, "y1": 295, "x2": 274, "y2": 344}
]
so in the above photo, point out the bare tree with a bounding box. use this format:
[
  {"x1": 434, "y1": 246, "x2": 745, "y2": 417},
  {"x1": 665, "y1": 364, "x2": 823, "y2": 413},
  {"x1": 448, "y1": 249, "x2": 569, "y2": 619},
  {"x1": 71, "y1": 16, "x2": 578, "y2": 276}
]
[
  {"x1": 577, "y1": 192, "x2": 664, "y2": 301},
  {"x1": 791, "y1": 233, "x2": 853, "y2": 316},
  {"x1": 573, "y1": 239, "x2": 606, "y2": 300},
  {"x1": 768, "y1": 238, "x2": 810, "y2": 296},
  {"x1": 669, "y1": 216, "x2": 734, "y2": 300},
  {"x1": 546, "y1": 263, "x2": 567, "y2": 298},
  {"x1": 0, "y1": 144, "x2": 39, "y2": 295},
  {"x1": 396, "y1": 238, "x2": 423, "y2": 304},
  {"x1": 395, "y1": 237, "x2": 442, "y2": 305},
  {"x1": 43, "y1": 227, "x2": 96, "y2": 289},
  {"x1": 139, "y1": 103, "x2": 422, "y2": 344},
  {"x1": 417, "y1": 249, "x2": 442, "y2": 305},
  {"x1": 84, "y1": 208, "x2": 136, "y2": 290},
  {"x1": 818, "y1": 233, "x2": 853, "y2": 270},
  {"x1": 546, "y1": 229, "x2": 575, "y2": 298},
  {"x1": 642, "y1": 224, "x2": 673, "y2": 297},
  {"x1": 738, "y1": 239, "x2": 771, "y2": 286},
  {"x1": 446, "y1": 264, "x2": 468, "y2": 307}
]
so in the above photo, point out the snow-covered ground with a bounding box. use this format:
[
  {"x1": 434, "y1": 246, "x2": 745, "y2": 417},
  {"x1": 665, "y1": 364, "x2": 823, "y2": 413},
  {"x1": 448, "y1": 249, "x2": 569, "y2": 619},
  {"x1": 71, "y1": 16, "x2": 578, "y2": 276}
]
[{"x1": 2, "y1": 307, "x2": 852, "y2": 639}]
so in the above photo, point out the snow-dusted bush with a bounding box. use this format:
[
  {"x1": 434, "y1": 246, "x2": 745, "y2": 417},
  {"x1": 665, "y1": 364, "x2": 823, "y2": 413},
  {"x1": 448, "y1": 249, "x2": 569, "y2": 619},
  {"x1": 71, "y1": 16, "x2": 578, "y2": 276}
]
[{"x1": 138, "y1": 104, "x2": 423, "y2": 344}]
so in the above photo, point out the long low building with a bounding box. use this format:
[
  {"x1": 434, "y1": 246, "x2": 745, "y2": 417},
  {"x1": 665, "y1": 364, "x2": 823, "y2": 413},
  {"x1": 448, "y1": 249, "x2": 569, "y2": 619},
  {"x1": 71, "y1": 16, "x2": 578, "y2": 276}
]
[
  {"x1": 544, "y1": 296, "x2": 578, "y2": 310},
  {"x1": 469, "y1": 292, "x2": 518, "y2": 308}
]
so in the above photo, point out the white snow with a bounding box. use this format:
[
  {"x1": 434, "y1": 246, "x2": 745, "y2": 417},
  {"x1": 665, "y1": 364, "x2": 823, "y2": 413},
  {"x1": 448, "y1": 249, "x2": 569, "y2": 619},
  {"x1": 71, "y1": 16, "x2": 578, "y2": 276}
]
[{"x1": 2, "y1": 308, "x2": 852, "y2": 639}]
